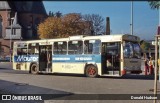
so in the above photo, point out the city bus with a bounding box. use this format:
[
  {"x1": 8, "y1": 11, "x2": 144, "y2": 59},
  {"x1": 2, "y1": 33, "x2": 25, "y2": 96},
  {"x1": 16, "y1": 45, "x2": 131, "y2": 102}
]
[{"x1": 12, "y1": 34, "x2": 142, "y2": 77}]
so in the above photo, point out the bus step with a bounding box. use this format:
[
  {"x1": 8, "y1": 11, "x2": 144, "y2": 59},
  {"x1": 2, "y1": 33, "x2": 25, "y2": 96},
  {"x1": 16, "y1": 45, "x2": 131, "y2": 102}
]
[
  {"x1": 108, "y1": 71, "x2": 120, "y2": 75},
  {"x1": 46, "y1": 68, "x2": 51, "y2": 72}
]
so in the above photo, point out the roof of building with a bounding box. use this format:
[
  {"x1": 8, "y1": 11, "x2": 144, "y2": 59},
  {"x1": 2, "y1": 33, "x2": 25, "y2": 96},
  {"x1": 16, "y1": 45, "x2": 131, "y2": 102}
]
[
  {"x1": 6, "y1": 24, "x2": 22, "y2": 29},
  {"x1": 0, "y1": 1, "x2": 47, "y2": 15},
  {"x1": 0, "y1": 1, "x2": 11, "y2": 10}
]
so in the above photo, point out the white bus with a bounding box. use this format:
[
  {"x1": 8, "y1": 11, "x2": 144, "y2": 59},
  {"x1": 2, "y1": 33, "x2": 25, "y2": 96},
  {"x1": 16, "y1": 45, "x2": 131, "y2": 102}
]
[{"x1": 13, "y1": 34, "x2": 142, "y2": 77}]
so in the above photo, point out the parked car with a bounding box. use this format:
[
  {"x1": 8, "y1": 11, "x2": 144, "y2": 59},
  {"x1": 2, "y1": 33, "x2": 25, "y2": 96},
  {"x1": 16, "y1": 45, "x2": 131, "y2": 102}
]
[{"x1": 0, "y1": 56, "x2": 10, "y2": 62}]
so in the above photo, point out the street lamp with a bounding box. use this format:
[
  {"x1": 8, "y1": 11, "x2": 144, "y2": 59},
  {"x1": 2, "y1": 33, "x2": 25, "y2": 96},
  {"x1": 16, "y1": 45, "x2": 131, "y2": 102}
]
[{"x1": 10, "y1": 17, "x2": 14, "y2": 62}]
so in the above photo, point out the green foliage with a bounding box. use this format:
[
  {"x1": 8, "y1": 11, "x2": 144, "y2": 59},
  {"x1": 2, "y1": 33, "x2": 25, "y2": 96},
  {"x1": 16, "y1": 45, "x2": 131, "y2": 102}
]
[
  {"x1": 140, "y1": 40, "x2": 151, "y2": 53},
  {"x1": 148, "y1": 1, "x2": 160, "y2": 9},
  {"x1": 48, "y1": 11, "x2": 62, "y2": 17}
]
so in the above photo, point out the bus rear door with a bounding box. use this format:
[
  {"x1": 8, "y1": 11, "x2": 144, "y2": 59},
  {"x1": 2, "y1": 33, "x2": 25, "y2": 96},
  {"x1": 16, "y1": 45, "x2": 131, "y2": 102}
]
[{"x1": 101, "y1": 42, "x2": 121, "y2": 76}]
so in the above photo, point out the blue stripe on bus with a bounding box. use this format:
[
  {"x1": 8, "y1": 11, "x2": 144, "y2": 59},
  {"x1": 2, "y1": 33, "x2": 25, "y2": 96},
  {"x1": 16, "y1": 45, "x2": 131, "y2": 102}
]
[
  {"x1": 14, "y1": 54, "x2": 101, "y2": 63},
  {"x1": 14, "y1": 55, "x2": 39, "y2": 62},
  {"x1": 52, "y1": 55, "x2": 101, "y2": 63}
]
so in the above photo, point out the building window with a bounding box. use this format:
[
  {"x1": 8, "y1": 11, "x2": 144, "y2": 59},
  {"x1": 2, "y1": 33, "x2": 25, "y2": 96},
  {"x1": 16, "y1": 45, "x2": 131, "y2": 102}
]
[{"x1": 12, "y1": 29, "x2": 16, "y2": 35}]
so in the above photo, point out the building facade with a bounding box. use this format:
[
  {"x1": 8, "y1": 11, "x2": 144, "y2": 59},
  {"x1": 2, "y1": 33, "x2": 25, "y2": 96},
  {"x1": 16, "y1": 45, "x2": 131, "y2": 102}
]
[{"x1": 0, "y1": 1, "x2": 47, "y2": 58}]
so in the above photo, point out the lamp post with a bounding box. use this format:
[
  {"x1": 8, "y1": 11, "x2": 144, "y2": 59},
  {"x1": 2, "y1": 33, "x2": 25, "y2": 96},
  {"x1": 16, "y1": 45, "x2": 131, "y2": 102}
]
[
  {"x1": 159, "y1": 5, "x2": 160, "y2": 26},
  {"x1": 130, "y1": 1, "x2": 133, "y2": 35},
  {"x1": 10, "y1": 17, "x2": 14, "y2": 62},
  {"x1": 154, "y1": 4, "x2": 160, "y2": 103}
]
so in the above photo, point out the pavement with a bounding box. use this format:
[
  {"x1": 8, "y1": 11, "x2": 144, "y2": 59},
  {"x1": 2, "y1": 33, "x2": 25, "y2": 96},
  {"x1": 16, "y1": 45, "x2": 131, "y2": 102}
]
[
  {"x1": 0, "y1": 71, "x2": 73, "y2": 103},
  {"x1": 0, "y1": 62, "x2": 12, "y2": 93},
  {"x1": 0, "y1": 62, "x2": 74, "y2": 103},
  {"x1": 0, "y1": 62, "x2": 12, "y2": 69},
  {"x1": 0, "y1": 60, "x2": 155, "y2": 95},
  {"x1": 0, "y1": 60, "x2": 159, "y2": 103}
]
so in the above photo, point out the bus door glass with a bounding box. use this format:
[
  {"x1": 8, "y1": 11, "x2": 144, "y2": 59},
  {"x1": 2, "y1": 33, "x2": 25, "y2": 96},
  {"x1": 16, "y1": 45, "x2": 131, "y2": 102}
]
[
  {"x1": 39, "y1": 45, "x2": 52, "y2": 72},
  {"x1": 102, "y1": 42, "x2": 121, "y2": 75}
]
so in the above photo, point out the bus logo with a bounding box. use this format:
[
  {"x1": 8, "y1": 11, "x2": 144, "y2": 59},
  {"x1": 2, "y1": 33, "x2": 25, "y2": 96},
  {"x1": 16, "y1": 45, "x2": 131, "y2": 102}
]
[{"x1": 15, "y1": 55, "x2": 38, "y2": 62}]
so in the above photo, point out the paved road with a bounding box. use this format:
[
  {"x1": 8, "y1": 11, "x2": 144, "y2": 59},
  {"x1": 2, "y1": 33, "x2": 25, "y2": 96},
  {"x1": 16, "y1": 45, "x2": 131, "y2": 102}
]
[
  {"x1": 0, "y1": 67, "x2": 160, "y2": 103},
  {"x1": 0, "y1": 60, "x2": 159, "y2": 103}
]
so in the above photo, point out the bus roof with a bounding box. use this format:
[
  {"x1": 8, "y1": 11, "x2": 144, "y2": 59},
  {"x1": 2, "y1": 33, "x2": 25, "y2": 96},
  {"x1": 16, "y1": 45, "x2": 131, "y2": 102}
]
[{"x1": 14, "y1": 34, "x2": 140, "y2": 44}]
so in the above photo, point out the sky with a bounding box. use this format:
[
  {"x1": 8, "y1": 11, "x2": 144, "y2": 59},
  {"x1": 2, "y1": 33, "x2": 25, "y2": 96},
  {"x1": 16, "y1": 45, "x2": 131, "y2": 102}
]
[{"x1": 43, "y1": 1, "x2": 159, "y2": 40}]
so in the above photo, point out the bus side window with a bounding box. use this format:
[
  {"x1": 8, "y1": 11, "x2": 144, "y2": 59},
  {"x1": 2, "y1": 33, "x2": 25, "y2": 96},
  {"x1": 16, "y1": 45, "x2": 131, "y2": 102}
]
[
  {"x1": 28, "y1": 43, "x2": 39, "y2": 55},
  {"x1": 68, "y1": 41, "x2": 83, "y2": 54},
  {"x1": 78, "y1": 41, "x2": 83, "y2": 54},
  {"x1": 17, "y1": 49, "x2": 22, "y2": 55},
  {"x1": 53, "y1": 42, "x2": 67, "y2": 55},
  {"x1": 84, "y1": 40, "x2": 94, "y2": 54},
  {"x1": 84, "y1": 40, "x2": 101, "y2": 54},
  {"x1": 17, "y1": 48, "x2": 27, "y2": 55},
  {"x1": 93, "y1": 40, "x2": 101, "y2": 54},
  {"x1": 84, "y1": 41, "x2": 89, "y2": 54}
]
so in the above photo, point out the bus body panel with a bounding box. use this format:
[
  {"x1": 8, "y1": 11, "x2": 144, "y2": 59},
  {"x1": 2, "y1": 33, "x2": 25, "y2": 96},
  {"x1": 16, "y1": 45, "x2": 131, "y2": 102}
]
[
  {"x1": 13, "y1": 55, "x2": 38, "y2": 71},
  {"x1": 52, "y1": 54, "x2": 101, "y2": 74},
  {"x1": 52, "y1": 63, "x2": 84, "y2": 74},
  {"x1": 124, "y1": 58, "x2": 141, "y2": 72},
  {"x1": 13, "y1": 62, "x2": 30, "y2": 71}
]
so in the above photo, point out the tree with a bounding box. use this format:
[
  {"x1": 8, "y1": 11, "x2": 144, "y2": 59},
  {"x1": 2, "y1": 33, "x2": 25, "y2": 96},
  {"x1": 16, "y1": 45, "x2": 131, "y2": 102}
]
[
  {"x1": 38, "y1": 13, "x2": 90, "y2": 39},
  {"x1": 148, "y1": 1, "x2": 160, "y2": 9},
  {"x1": 38, "y1": 17, "x2": 64, "y2": 39},
  {"x1": 48, "y1": 11, "x2": 52, "y2": 16},
  {"x1": 48, "y1": 11, "x2": 62, "y2": 17},
  {"x1": 149, "y1": 1, "x2": 160, "y2": 27},
  {"x1": 55, "y1": 11, "x2": 62, "y2": 18},
  {"x1": 82, "y1": 14, "x2": 104, "y2": 35},
  {"x1": 140, "y1": 40, "x2": 151, "y2": 53},
  {"x1": 63, "y1": 13, "x2": 88, "y2": 36}
]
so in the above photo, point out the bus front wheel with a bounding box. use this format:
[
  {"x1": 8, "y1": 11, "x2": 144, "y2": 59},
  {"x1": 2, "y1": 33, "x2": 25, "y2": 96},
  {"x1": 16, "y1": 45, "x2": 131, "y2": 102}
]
[
  {"x1": 30, "y1": 63, "x2": 39, "y2": 74},
  {"x1": 85, "y1": 65, "x2": 98, "y2": 78}
]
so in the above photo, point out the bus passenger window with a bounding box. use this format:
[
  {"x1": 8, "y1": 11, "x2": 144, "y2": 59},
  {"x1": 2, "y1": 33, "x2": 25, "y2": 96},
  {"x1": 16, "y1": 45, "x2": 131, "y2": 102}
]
[
  {"x1": 15, "y1": 43, "x2": 27, "y2": 55},
  {"x1": 53, "y1": 42, "x2": 67, "y2": 54},
  {"x1": 68, "y1": 41, "x2": 83, "y2": 54},
  {"x1": 17, "y1": 48, "x2": 27, "y2": 55},
  {"x1": 28, "y1": 43, "x2": 39, "y2": 55},
  {"x1": 84, "y1": 40, "x2": 101, "y2": 54}
]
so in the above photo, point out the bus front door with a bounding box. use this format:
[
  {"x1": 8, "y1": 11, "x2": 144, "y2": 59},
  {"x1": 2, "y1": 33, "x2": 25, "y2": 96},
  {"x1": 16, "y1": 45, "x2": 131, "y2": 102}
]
[
  {"x1": 102, "y1": 42, "x2": 121, "y2": 76},
  {"x1": 39, "y1": 45, "x2": 52, "y2": 73}
]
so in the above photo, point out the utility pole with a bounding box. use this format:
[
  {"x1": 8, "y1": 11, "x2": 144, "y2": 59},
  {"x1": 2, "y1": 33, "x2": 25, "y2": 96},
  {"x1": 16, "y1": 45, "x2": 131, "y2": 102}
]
[
  {"x1": 10, "y1": 17, "x2": 14, "y2": 62},
  {"x1": 131, "y1": 1, "x2": 133, "y2": 35},
  {"x1": 154, "y1": 5, "x2": 160, "y2": 103}
]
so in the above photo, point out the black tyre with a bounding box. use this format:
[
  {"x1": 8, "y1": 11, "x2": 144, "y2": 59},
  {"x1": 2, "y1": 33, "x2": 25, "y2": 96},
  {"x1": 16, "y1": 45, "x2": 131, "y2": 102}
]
[
  {"x1": 85, "y1": 65, "x2": 98, "y2": 78},
  {"x1": 30, "y1": 63, "x2": 39, "y2": 74}
]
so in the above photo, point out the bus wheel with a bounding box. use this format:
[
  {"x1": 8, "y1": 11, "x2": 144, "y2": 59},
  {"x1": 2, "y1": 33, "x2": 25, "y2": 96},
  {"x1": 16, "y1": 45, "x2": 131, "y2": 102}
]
[
  {"x1": 85, "y1": 65, "x2": 98, "y2": 78},
  {"x1": 30, "y1": 64, "x2": 38, "y2": 74}
]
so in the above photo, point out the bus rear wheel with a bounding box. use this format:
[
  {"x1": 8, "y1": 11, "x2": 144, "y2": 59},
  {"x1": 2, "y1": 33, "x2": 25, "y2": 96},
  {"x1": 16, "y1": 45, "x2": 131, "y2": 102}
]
[
  {"x1": 30, "y1": 63, "x2": 39, "y2": 74},
  {"x1": 85, "y1": 65, "x2": 98, "y2": 78}
]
